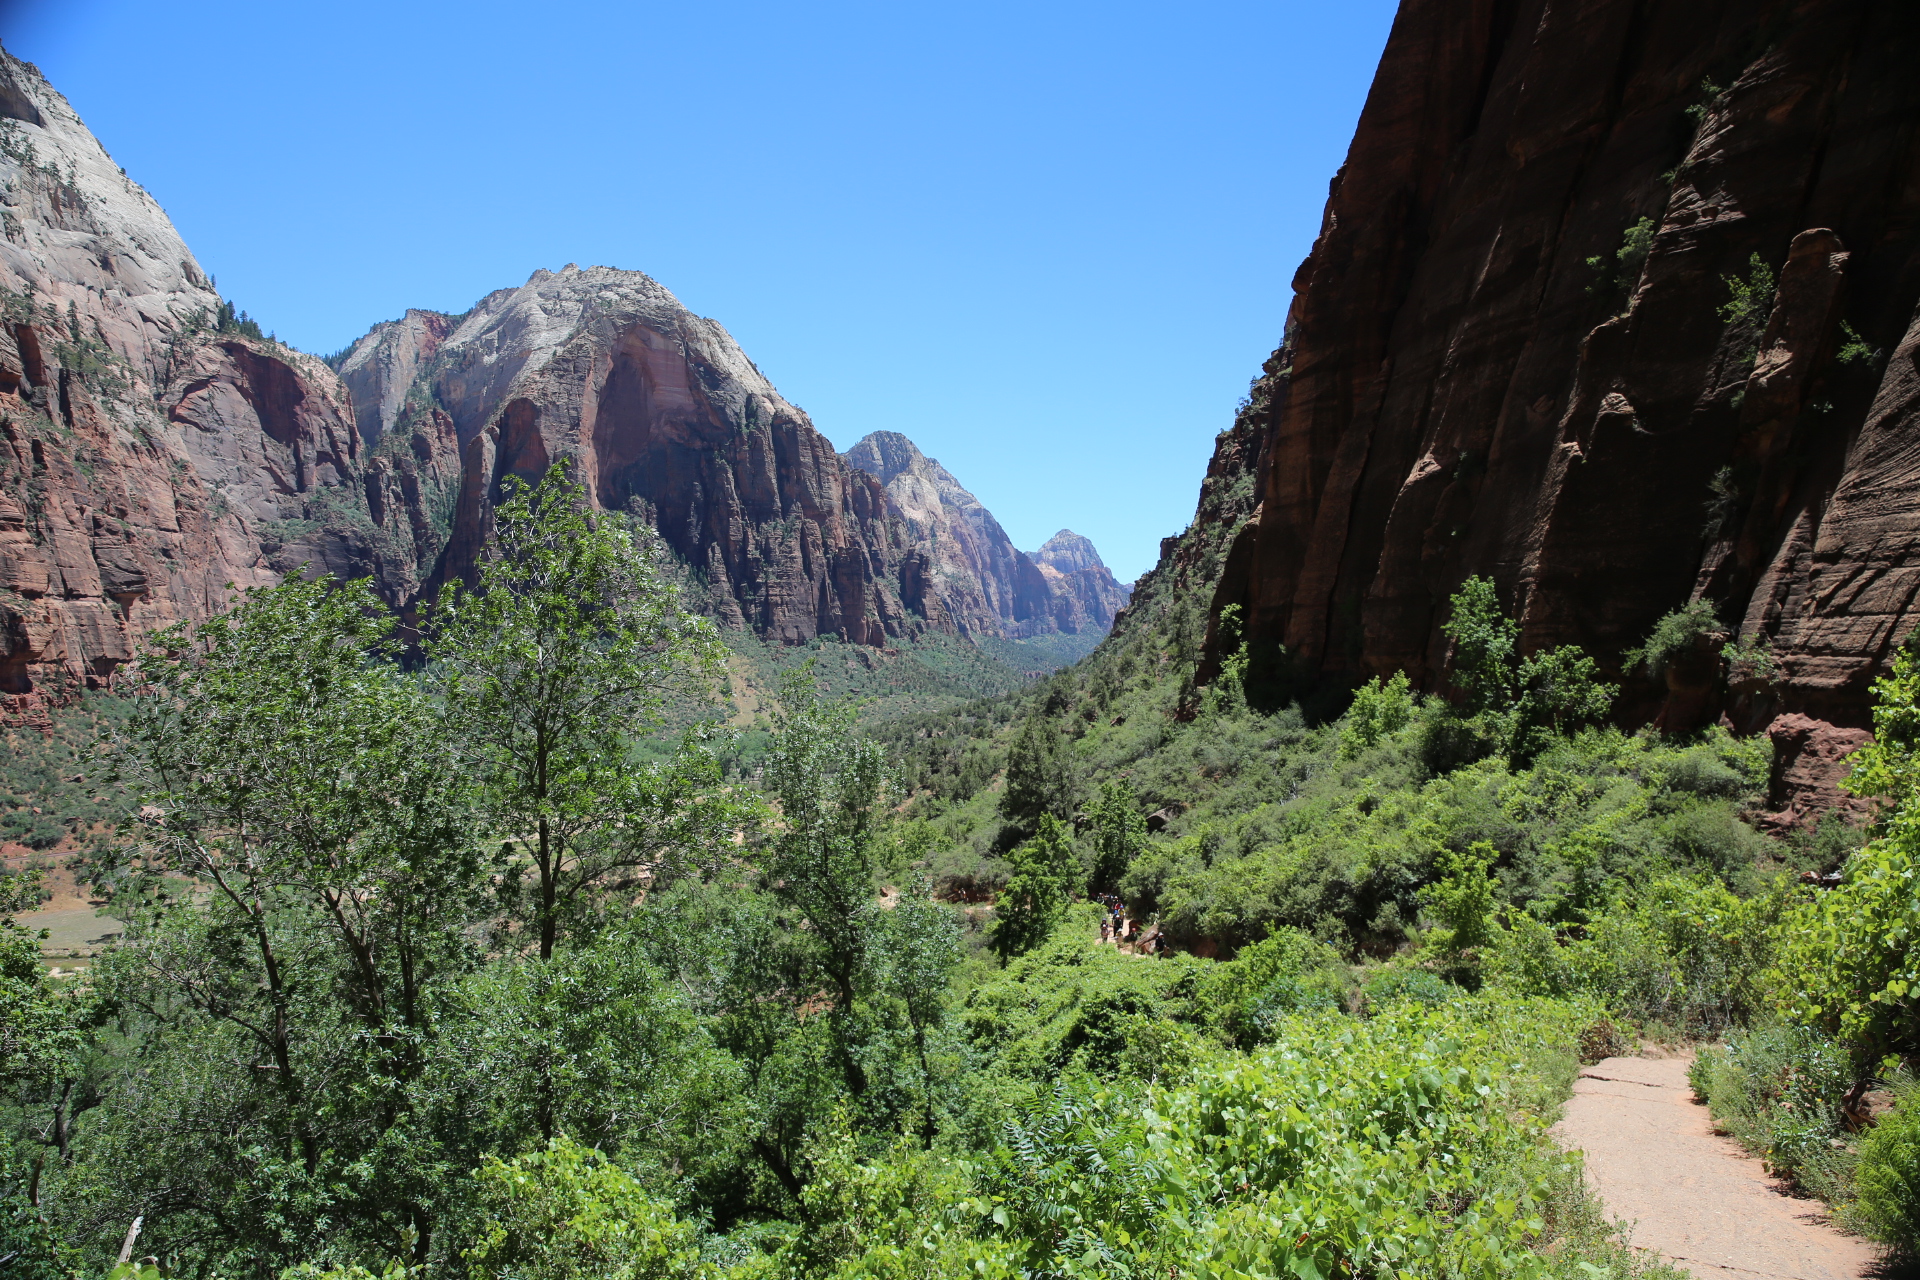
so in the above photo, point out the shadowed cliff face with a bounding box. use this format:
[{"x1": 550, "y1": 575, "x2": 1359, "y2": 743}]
[
  {"x1": 842, "y1": 430, "x2": 1131, "y2": 639},
  {"x1": 0, "y1": 47, "x2": 383, "y2": 712},
  {"x1": 1208, "y1": 0, "x2": 1920, "y2": 765}
]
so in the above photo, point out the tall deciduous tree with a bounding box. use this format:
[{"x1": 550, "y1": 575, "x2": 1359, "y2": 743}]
[
  {"x1": 97, "y1": 575, "x2": 483, "y2": 1269},
  {"x1": 428, "y1": 463, "x2": 738, "y2": 961}
]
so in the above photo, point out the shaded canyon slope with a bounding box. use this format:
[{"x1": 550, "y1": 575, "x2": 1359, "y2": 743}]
[
  {"x1": 841, "y1": 430, "x2": 1129, "y2": 640},
  {"x1": 1199, "y1": 0, "x2": 1920, "y2": 814},
  {"x1": 0, "y1": 47, "x2": 383, "y2": 715}
]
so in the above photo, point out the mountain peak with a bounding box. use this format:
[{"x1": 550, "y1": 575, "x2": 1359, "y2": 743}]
[
  {"x1": 1033, "y1": 530, "x2": 1106, "y2": 577},
  {"x1": 843, "y1": 431, "x2": 929, "y2": 486}
]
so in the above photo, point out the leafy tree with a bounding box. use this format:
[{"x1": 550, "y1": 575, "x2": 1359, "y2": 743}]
[
  {"x1": 1437, "y1": 577, "x2": 1617, "y2": 765},
  {"x1": 1421, "y1": 842, "x2": 1499, "y2": 970},
  {"x1": 1771, "y1": 642, "x2": 1920, "y2": 1060},
  {"x1": 762, "y1": 670, "x2": 890, "y2": 1087},
  {"x1": 92, "y1": 574, "x2": 483, "y2": 1270},
  {"x1": 871, "y1": 894, "x2": 963, "y2": 1147},
  {"x1": 1440, "y1": 577, "x2": 1517, "y2": 717},
  {"x1": 992, "y1": 816, "x2": 1078, "y2": 957},
  {"x1": 464, "y1": 1137, "x2": 716, "y2": 1280},
  {"x1": 1084, "y1": 779, "x2": 1146, "y2": 894},
  {"x1": 429, "y1": 463, "x2": 736, "y2": 961}
]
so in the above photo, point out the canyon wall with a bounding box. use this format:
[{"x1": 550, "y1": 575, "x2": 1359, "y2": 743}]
[
  {"x1": 339, "y1": 269, "x2": 1002, "y2": 646},
  {"x1": 842, "y1": 430, "x2": 1129, "y2": 639},
  {"x1": 1208, "y1": 0, "x2": 1920, "y2": 780},
  {"x1": 0, "y1": 47, "x2": 388, "y2": 716}
]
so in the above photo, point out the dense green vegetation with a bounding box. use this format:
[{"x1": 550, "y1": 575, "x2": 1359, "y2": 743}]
[{"x1": 0, "y1": 459, "x2": 1915, "y2": 1278}]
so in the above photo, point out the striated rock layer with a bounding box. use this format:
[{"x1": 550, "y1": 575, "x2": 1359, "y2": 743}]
[
  {"x1": 841, "y1": 430, "x2": 1129, "y2": 639},
  {"x1": 1209, "y1": 0, "x2": 1920, "y2": 757},
  {"x1": 339, "y1": 269, "x2": 1012, "y2": 646},
  {"x1": 0, "y1": 46, "x2": 388, "y2": 712}
]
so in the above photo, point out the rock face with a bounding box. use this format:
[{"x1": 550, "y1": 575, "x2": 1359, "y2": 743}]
[
  {"x1": 1208, "y1": 0, "x2": 1920, "y2": 752},
  {"x1": 842, "y1": 430, "x2": 1129, "y2": 638},
  {"x1": 0, "y1": 46, "x2": 383, "y2": 710},
  {"x1": 337, "y1": 271, "x2": 1015, "y2": 646}
]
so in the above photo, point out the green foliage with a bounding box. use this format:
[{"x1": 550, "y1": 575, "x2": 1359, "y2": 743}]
[
  {"x1": 1717, "y1": 253, "x2": 1776, "y2": 331},
  {"x1": 1489, "y1": 873, "x2": 1795, "y2": 1035},
  {"x1": 1585, "y1": 216, "x2": 1654, "y2": 299},
  {"x1": 213, "y1": 299, "x2": 266, "y2": 341},
  {"x1": 1423, "y1": 841, "x2": 1499, "y2": 967},
  {"x1": 428, "y1": 463, "x2": 736, "y2": 959},
  {"x1": 1684, "y1": 78, "x2": 1726, "y2": 125},
  {"x1": 464, "y1": 1137, "x2": 725, "y2": 1280},
  {"x1": 1624, "y1": 601, "x2": 1720, "y2": 682},
  {"x1": 1688, "y1": 1025, "x2": 1856, "y2": 1204},
  {"x1": 1720, "y1": 632, "x2": 1779, "y2": 687},
  {"x1": 1340, "y1": 671, "x2": 1415, "y2": 759},
  {"x1": 1435, "y1": 579, "x2": 1618, "y2": 767},
  {"x1": 81, "y1": 573, "x2": 483, "y2": 1269},
  {"x1": 1082, "y1": 778, "x2": 1146, "y2": 892},
  {"x1": 1442, "y1": 577, "x2": 1518, "y2": 718},
  {"x1": 991, "y1": 815, "x2": 1079, "y2": 957},
  {"x1": 1770, "y1": 642, "x2": 1920, "y2": 1058},
  {"x1": 1850, "y1": 1088, "x2": 1920, "y2": 1256},
  {"x1": 998, "y1": 717, "x2": 1074, "y2": 830},
  {"x1": 1835, "y1": 320, "x2": 1881, "y2": 367}
]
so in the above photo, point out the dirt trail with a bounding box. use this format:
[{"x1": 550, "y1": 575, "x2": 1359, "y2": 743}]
[{"x1": 1552, "y1": 1055, "x2": 1878, "y2": 1280}]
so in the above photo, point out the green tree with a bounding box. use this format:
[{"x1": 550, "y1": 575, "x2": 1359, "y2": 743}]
[
  {"x1": 1421, "y1": 842, "x2": 1499, "y2": 976},
  {"x1": 429, "y1": 463, "x2": 736, "y2": 961},
  {"x1": 871, "y1": 893, "x2": 963, "y2": 1147},
  {"x1": 762, "y1": 670, "x2": 890, "y2": 1086},
  {"x1": 1084, "y1": 779, "x2": 1146, "y2": 893},
  {"x1": 1440, "y1": 578, "x2": 1518, "y2": 718},
  {"x1": 91, "y1": 574, "x2": 483, "y2": 1270},
  {"x1": 992, "y1": 816, "x2": 1078, "y2": 957},
  {"x1": 1339, "y1": 672, "x2": 1415, "y2": 759},
  {"x1": 464, "y1": 1137, "x2": 722, "y2": 1280},
  {"x1": 999, "y1": 718, "x2": 1073, "y2": 831},
  {"x1": 1437, "y1": 577, "x2": 1617, "y2": 765},
  {"x1": 1770, "y1": 642, "x2": 1920, "y2": 1059}
]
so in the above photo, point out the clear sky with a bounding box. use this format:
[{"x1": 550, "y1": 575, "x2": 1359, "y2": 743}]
[{"x1": 1, "y1": 0, "x2": 1396, "y2": 582}]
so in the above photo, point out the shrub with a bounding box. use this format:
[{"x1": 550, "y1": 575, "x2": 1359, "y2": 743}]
[
  {"x1": 1585, "y1": 216, "x2": 1654, "y2": 299},
  {"x1": 1624, "y1": 601, "x2": 1721, "y2": 682},
  {"x1": 1718, "y1": 253, "x2": 1777, "y2": 330},
  {"x1": 1340, "y1": 671, "x2": 1415, "y2": 759},
  {"x1": 1689, "y1": 1025, "x2": 1856, "y2": 1204},
  {"x1": 464, "y1": 1136, "x2": 715, "y2": 1280},
  {"x1": 1362, "y1": 967, "x2": 1456, "y2": 1011},
  {"x1": 1850, "y1": 1090, "x2": 1920, "y2": 1256}
]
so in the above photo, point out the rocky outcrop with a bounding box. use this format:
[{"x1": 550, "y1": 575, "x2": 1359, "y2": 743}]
[
  {"x1": 0, "y1": 46, "x2": 383, "y2": 709},
  {"x1": 1030, "y1": 529, "x2": 1131, "y2": 634},
  {"x1": 842, "y1": 430, "x2": 1129, "y2": 638},
  {"x1": 337, "y1": 269, "x2": 985, "y2": 645},
  {"x1": 1206, "y1": 0, "x2": 1920, "y2": 758},
  {"x1": 335, "y1": 308, "x2": 457, "y2": 447}
]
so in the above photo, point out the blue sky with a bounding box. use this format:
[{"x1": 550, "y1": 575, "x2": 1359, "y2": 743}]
[{"x1": 3, "y1": 0, "x2": 1396, "y2": 582}]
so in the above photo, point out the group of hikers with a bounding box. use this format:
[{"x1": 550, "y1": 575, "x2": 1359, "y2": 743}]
[{"x1": 1083, "y1": 893, "x2": 1170, "y2": 954}]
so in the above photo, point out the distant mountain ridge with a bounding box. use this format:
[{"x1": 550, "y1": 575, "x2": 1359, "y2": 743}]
[
  {"x1": 0, "y1": 43, "x2": 1124, "y2": 711},
  {"x1": 842, "y1": 431, "x2": 1130, "y2": 639}
]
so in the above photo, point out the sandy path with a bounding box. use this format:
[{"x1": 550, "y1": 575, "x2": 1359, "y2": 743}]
[{"x1": 1552, "y1": 1055, "x2": 1877, "y2": 1280}]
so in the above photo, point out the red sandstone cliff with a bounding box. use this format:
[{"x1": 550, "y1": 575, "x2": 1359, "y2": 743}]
[
  {"x1": 0, "y1": 47, "x2": 382, "y2": 714},
  {"x1": 1207, "y1": 0, "x2": 1920, "y2": 760},
  {"x1": 337, "y1": 268, "x2": 978, "y2": 646}
]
